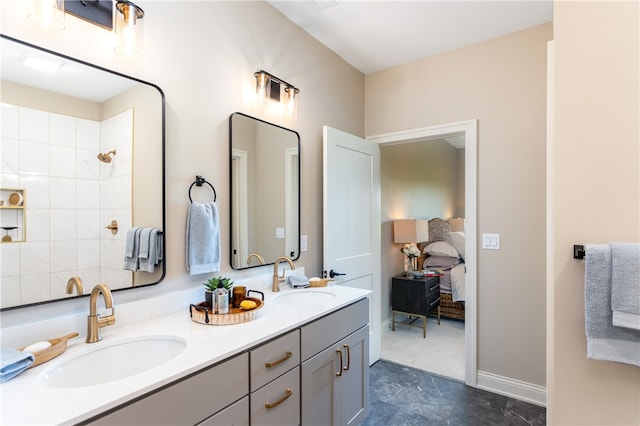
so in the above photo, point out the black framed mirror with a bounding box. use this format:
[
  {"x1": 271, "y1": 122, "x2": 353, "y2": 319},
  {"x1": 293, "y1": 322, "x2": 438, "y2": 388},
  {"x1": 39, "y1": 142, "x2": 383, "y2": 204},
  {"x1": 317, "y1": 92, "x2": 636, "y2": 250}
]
[
  {"x1": 229, "y1": 112, "x2": 300, "y2": 270},
  {"x1": 0, "y1": 35, "x2": 165, "y2": 310}
]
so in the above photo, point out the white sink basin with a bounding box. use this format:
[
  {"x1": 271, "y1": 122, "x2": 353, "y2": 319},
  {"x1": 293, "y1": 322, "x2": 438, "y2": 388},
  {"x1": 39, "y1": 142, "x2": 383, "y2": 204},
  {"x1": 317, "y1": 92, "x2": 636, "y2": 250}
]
[
  {"x1": 39, "y1": 335, "x2": 186, "y2": 388},
  {"x1": 272, "y1": 289, "x2": 337, "y2": 306}
]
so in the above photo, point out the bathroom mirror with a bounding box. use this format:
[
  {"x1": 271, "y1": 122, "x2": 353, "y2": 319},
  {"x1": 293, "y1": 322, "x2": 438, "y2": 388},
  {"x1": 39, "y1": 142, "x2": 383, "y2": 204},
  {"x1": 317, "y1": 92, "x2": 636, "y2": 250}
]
[
  {"x1": 0, "y1": 35, "x2": 165, "y2": 310},
  {"x1": 229, "y1": 112, "x2": 300, "y2": 270}
]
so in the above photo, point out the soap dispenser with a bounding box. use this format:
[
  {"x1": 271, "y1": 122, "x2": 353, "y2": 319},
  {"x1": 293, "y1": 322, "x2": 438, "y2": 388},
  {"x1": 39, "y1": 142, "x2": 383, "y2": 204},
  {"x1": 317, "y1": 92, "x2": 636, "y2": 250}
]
[{"x1": 216, "y1": 282, "x2": 228, "y2": 314}]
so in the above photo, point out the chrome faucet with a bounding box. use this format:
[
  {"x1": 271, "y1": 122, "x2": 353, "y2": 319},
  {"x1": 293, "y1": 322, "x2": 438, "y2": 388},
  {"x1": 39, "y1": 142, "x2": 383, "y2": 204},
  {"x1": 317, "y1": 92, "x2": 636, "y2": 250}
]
[
  {"x1": 246, "y1": 253, "x2": 265, "y2": 266},
  {"x1": 272, "y1": 256, "x2": 295, "y2": 292},
  {"x1": 66, "y1": 276, "x2": 84, "y2": 295},
  {"x1": 86, "y1": 284, "x2": 116, "y2": 343}
]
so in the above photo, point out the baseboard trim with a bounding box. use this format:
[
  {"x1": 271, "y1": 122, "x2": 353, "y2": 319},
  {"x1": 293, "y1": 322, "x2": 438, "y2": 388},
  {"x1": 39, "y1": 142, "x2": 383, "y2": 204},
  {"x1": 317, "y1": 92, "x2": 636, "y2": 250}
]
[{"x1": 477, "y1": 370, "x2": 546, "y2": 407}]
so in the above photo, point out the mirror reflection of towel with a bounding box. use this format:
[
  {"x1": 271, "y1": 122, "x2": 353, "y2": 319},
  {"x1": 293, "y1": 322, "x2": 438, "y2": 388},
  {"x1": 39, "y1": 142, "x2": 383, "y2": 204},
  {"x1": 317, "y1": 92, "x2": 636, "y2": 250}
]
[{"x1": 186, "y1": 201, "x2": 220, "y2": 275}]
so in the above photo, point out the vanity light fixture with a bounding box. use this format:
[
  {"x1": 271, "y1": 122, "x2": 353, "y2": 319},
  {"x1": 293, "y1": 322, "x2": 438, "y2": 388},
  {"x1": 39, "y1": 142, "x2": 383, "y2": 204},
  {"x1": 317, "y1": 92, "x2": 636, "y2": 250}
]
[
  {"x1": 27, "y1": 0, "x2": 66, "y2": 30},
  {"x1": 254, "y1": 70, "x2": 300, "y2": 118},
  {"x1": 115, "y1": 0, "x2": 145, "y2": 58}
]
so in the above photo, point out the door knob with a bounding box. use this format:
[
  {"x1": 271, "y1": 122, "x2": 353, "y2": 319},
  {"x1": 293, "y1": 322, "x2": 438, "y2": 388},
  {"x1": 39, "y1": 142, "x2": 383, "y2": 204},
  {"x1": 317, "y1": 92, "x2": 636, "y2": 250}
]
[{"x1": 329, "y1": 269, "x2": 346, "y2": 278}]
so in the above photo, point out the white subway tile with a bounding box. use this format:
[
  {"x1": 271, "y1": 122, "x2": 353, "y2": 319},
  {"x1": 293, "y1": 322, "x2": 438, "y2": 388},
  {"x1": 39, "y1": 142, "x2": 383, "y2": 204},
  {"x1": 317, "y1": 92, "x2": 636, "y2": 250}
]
[{"x1": 50, "y1": 113, "x2": 76, "y2": 147}]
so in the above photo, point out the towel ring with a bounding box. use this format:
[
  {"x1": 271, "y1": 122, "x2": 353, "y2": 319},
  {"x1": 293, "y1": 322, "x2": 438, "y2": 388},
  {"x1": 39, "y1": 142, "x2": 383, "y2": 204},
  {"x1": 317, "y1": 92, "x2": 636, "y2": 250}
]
[{"x1": 189, "y1": 175, "x2": 216, "y2": 203}]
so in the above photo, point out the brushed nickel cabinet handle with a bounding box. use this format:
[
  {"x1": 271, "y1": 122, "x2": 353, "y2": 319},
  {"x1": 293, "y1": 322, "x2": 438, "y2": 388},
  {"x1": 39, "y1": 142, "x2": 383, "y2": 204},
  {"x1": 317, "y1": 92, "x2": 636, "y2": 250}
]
[
  {"x1": 265, "y1": 351, "x2": 293, "y2": 368},
  {"x1": 343, "y1": 344, "x2": 351, "y2": 371},
  {"x1": 336, "y1": 348, "x2": 343, "y2": 377},
  {"x1": 429, "y1": 297, "x2": 441, "y2": 306},
  {"x1": 429, "y1": 284, "x2": 439, "y2": 291},
  {"x1": 264, "y1": 388, "x2": 293, "y2": 409}
]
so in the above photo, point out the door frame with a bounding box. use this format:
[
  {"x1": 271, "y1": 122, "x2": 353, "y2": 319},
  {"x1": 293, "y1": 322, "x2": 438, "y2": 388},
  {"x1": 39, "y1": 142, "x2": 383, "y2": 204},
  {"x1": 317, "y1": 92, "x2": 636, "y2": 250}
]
[{"x1": 367, "y1": 119, "x2": 478, "y2": 387}]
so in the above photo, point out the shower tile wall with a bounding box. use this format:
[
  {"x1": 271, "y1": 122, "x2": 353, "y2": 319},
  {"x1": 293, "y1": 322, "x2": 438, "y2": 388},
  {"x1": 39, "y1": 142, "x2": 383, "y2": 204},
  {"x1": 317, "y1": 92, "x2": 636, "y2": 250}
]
[{"x1": 0, "y1": 103, "x2": 132, "y2": 308}]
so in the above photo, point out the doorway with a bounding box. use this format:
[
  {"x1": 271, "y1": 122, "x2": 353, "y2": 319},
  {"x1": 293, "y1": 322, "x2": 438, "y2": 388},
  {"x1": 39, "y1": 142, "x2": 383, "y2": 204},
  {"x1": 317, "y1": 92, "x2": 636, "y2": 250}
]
[{"x1": 368, "y1": 120, "x2": 477, "y2": 387}]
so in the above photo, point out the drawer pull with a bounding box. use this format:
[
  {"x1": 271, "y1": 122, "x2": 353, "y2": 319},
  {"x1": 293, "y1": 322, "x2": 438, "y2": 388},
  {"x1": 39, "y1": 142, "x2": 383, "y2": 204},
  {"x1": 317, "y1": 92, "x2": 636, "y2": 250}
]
[
  {"x1": 428, "y1": 284, "x2": 439, "y2": 291},
  {"x1": 343, "y1": 344, "x2": 351, "y2": 371},
  {"x1": 336, "y1": 349, "x2": 343, "y2": 377},
  {"x1": 265, "y1": 351, "x2": 293, "y2": 368},
  {"x1": 264, "y1": 388, "x2": 293, "y2": 409},
  {"x1": 429, "y1": 297, "x2": 441, "y2": 306}
]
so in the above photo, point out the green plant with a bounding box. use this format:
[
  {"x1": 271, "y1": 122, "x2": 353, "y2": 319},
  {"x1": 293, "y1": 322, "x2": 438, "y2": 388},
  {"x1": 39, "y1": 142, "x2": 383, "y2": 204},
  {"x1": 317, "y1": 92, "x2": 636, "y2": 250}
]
[{"x1": 203, "y1": 276, "x2": 234, "y2": 292}]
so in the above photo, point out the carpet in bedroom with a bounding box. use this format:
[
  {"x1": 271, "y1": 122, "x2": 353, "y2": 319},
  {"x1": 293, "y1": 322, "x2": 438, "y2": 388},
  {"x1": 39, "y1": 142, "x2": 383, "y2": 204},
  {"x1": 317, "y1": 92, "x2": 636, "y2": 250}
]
[{"x1": 381, "y1": 315, "x2": 465, "y2": 381}]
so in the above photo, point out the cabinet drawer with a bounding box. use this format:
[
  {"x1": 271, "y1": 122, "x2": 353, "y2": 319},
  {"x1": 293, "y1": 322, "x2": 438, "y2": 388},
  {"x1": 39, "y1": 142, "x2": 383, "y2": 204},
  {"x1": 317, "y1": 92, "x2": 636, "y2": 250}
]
[
  {"x1": 301, "y1": 298, "x2": 368, "y2": 361},
  {"x1": 198, "y1": 396, "x2": 249, "y2": 426},
  {"x1": 250, "y1": 329, "x2": 300, "y2": 392},
  {"x1": 88, "y1": 353, "x2": 249, "y2": 426},
  {"x1": 251, "y1": 366, "x2": 300, "y2": 426}
]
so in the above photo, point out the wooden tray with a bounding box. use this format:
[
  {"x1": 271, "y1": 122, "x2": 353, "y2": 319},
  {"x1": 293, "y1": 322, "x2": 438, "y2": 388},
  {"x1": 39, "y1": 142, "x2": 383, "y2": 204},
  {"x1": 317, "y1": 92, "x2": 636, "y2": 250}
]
[
  {"x1": 190, "y1": 297, "x2": 264, "y2": 326},
  {"x1": 19, "y1": 332, "x2": 79, "y2": 368}
]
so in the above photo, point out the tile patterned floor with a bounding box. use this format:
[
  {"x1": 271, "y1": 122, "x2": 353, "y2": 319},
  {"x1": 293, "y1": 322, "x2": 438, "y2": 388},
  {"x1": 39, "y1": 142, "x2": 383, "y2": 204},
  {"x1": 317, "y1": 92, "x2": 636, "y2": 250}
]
[{"x1": 362, "y1": 360, "x2": 546, "y2": 426}]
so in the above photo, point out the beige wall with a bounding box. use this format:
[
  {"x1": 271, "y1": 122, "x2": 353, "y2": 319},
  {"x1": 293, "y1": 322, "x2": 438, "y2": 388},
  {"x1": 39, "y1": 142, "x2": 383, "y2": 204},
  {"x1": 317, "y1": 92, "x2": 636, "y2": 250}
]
[
  {"x1": 550, "y1": 1, "x2": 640, "y2": 424},
  {"x1": 366, "y1": 23, "x2": 552, "y2": 387},
  {"x1": 0, "y1": 1, "x2": 363, "y2": 324}
]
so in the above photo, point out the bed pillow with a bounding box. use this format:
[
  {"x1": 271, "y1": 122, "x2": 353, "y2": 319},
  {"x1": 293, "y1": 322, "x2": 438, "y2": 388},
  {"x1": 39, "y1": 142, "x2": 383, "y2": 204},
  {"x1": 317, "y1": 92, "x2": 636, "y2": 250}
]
[
  {"x1": 423, "y1": 256, "x2": 462, "y2": 268},
  {"x1": 423, "y1": 241, "x2": 460, "y2": 258},
  {"x1": 449, "y1": 231, "x2": 465, "y2": 260}
]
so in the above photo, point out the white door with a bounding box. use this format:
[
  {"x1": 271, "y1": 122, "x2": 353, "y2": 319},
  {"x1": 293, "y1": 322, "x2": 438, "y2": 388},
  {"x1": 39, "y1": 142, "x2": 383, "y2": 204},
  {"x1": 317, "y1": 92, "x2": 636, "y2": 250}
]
[{"x1": 323, "y1": 126, "x2": 381, "y2": 364}]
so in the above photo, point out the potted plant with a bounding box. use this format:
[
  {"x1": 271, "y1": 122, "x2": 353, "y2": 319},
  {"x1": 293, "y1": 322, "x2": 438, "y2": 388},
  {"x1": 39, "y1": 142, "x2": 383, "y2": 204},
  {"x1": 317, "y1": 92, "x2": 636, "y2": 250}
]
[{"x1": 203, "y1": 276, "x2": 234, "y2": 309}]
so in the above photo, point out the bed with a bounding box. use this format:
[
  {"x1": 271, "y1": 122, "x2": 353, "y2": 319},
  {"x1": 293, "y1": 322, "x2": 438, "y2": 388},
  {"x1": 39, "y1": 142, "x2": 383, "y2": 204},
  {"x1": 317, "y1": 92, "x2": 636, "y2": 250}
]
[{"x1": 418, "y1": 218, "x2": 466, "y2": 321}]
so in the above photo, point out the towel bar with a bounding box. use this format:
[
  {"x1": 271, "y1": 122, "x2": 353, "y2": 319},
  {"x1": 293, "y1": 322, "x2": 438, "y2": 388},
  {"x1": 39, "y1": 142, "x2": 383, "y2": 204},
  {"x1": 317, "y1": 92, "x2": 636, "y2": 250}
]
[
  {"x1": 574, "y1": 245, "x2": 585, "y2": 259},
  {"x1": 188, "y1": 175, "x2": 216, "y2": 203}
]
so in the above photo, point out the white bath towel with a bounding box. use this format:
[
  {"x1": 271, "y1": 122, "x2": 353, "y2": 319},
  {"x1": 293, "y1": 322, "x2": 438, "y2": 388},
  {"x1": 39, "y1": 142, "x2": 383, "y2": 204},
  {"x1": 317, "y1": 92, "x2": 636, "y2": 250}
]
[
  {"x1": 123, "y1": 227, "x2": 142, "y2": 271},
  {"x1": 186, "y1": 201, "x2": 220, "y2": 275},
  {"x1": 584, "y1": 244, "x2": 640, "y2": 366},
  {"x1": 610, "y1": 242, "x2": 640, "y2": 330}
]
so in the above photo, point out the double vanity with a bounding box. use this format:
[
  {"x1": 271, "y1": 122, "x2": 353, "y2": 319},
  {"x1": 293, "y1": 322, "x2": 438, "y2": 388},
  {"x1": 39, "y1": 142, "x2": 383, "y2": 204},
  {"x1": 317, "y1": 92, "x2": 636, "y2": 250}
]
[{"x1": 1, "y1": 284, "x2": 370, "y2": 425}]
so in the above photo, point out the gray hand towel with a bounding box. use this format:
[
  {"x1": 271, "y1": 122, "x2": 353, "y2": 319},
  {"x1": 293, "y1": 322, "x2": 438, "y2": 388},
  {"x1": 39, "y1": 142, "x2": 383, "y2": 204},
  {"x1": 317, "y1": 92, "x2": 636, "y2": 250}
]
[
  {"x1": 139, "y1": 228, "x2": 160, "y2": 273},
  {"x1": 584, "y1": 244, "x2": 640, "y2": 366},
  {"x1": 123, "y1": 227, "x2": 142, "y2": 271},
  {"x1": 186, "y1": 201, "x2": 221, "y2": 275},
  {"x1": 610, "y1": 242, "x2": 640, "y2": 330}
]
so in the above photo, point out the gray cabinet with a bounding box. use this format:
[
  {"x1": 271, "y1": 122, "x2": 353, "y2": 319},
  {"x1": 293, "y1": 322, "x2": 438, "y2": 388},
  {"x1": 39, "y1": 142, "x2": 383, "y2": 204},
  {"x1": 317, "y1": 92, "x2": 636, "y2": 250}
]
[
  {"x1": 250, "y1": 329, "x2": 301, "y2": 425},
  {"x1": 88, "y1": 353, "x2": 249, "y2": 426},
  {"x1": 198, "y1": 396, "x2": 249, "y2": 426},
  {"x1": 301, "y1": 299, "x2": 369, "y2": 426}
]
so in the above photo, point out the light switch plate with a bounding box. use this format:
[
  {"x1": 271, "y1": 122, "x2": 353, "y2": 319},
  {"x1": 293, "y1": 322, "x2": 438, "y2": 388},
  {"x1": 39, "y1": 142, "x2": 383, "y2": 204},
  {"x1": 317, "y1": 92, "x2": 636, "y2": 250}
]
[
  {"x1": 276, "y1": 227, "x2": 285, "y2": 239},
  {"x1": 301, "y1": 235, "x2": 308, "y2": 252},
  {"x1": 482, "y1": 233, "x2": 500, "y2": 250}
]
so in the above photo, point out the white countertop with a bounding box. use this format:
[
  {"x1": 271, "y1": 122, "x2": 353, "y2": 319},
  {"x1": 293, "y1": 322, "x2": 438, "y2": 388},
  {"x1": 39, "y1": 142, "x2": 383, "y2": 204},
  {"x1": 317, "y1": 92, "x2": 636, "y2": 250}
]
[{"x1": 0, "y1": 283, "x2": 370, "y2": 425}]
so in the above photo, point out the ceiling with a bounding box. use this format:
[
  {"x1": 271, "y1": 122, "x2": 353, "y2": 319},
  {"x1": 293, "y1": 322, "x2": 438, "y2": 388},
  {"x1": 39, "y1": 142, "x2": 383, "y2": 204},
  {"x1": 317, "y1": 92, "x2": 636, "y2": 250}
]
[{"x1": 267, "y1": 0, "x2": 553, "y2": 75}]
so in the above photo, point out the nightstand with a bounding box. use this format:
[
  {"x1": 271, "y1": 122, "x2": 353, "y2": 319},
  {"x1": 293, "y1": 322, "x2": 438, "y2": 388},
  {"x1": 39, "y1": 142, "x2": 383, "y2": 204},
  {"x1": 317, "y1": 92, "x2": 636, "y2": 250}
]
[{"x1": 391, "y1": 275, "x2": 441, "y2": 338}]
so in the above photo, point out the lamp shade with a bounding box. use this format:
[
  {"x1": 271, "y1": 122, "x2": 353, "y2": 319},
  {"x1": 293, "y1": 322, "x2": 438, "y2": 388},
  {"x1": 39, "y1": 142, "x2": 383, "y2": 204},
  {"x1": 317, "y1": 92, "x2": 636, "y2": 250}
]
[{"x1": 393, "y1": 219, "x2": 429, "y2": 244}]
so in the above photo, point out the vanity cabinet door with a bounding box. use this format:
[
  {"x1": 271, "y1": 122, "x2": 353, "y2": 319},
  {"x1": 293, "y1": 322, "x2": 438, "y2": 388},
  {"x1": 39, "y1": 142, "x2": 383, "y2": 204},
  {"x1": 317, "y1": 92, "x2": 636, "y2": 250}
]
[
  {"x1": 251, "y1": 366, "x2": 300, "y2": 426},
  {"x1": 198, "y1": 396, "x2": 249, "y2": 426},
  {"x1": 250, "y1": 329, "x2": 300, "y2": 392},
  {"x1": 88, "y1": 353, "x2": 249, "y2": 426},
  {"x1": 301, "y1": 325, "x2": 369, "y2": 426}
]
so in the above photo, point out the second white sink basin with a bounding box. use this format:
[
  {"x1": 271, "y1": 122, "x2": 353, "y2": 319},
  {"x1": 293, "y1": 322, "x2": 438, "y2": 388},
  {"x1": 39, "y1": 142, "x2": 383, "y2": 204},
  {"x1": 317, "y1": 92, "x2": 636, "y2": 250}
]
[
  {"x1": 272, "y1": 289, "x2": 337, "y2": 306},
  {"x1": 39, "y1": 335, "x2": 186, "y2": 388}
]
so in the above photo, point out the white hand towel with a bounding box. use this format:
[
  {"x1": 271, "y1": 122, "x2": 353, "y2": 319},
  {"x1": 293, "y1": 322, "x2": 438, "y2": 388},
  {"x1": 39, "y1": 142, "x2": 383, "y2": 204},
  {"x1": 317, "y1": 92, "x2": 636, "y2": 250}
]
[
  {"x1": 584, "y1": 244, "x2": 640, "y2": 366},
  {"x1": 186, "y1": 202, "x2": 221, "y2": 275},
  {"x1": 610, "y1": 242, "x2": 640, "y2": 330}
]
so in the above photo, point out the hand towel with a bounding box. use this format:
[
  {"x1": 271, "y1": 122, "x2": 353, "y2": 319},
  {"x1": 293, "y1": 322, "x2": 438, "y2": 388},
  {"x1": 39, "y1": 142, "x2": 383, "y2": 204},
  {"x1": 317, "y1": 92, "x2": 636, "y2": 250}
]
[
  {"x1": 584, "y1": 244, "x2": 640, "y2": 366},
  {"x1": 186, "y1": 201, "x2": 220, "y2": 275},
  {"x1": 288, "y1": 275, "x2": 310, "y2": 288},
  {"x1": 137, "y1": 228, "x2": 152, "y2": 260},
  {"x1": 139, "y1": 228, "x2": 160, "y2": 273},
  {"x1": 1, "y1": 348, "x2": 35, "y2": 383},
  {"x1": 610, "y1": 242, "x2": 640, "y2": 330},
  {"x1": 123, "y1": 227, "x2": 142, "y2": 271}
]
